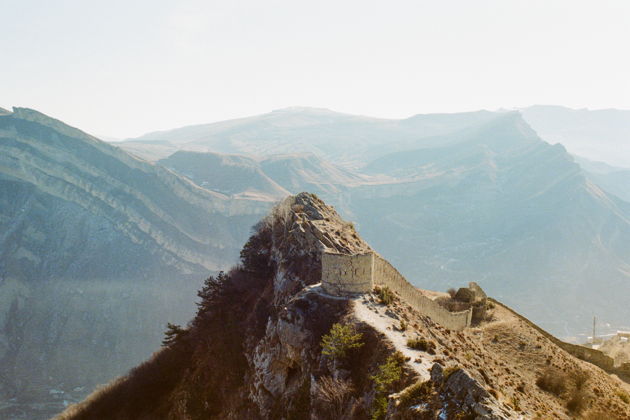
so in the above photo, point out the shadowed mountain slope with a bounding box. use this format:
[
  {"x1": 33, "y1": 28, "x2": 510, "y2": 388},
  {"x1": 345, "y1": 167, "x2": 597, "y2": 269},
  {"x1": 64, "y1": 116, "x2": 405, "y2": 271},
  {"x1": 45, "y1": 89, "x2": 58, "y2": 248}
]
[{"x1": 0, "y1": 108, "x2": 270, "y2": 416}]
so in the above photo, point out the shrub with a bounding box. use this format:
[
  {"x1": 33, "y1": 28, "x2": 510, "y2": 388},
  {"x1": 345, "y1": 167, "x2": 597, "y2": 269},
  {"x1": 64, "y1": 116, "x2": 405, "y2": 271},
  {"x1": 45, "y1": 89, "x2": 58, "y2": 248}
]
[
  {"x1": 536, "y1": 368, "x2": 567, "y2": 396},
  {"x1": 161, "y1": 323, "x2": 187, "y2": 347},
  {"x1": 321, "y1": 323, "x2": 364, "y2": 360},
  {"x1": 570, "y1": 369, "x2": 590, "y2": 390},
  {"x1": 371, "y1": 355, "x2": 404, "y2": 394},
  {"x1": 447, "y1": 288, "x2": 457, "y2": 298},
  {"x1": 398, "y1": 380, "x2": 433, "y2": 407},
  {"x1": 407, "y1": 337, "x2": 436, "y2": 354},
  {"x1": 567, "y1": 388, "x2": 590, "y2": 414},
  {"x1": 617, "y1": 391, "x2": 630, "y2": 404},
  {"x1": 435, "y1": 296, "x2": 471, "y2": 312},
  {"x1": 371, "y1": 353, "x2": 404, "y2": 420},
  {"x1": 442, "y1": 366, "x2": 461, "y2": 380},
  {"x1": 581, "y1": 410, "x2": 610, "y2": 420},
  {"x1": 313, "y1": 376, "x2": 353, "y2": 419},
  {"x1": 510, "y1": 396, "x2": 521, "y2": 411},
  {"x1": 374, "y1": 286, "x2": 396, "y2": 305}
]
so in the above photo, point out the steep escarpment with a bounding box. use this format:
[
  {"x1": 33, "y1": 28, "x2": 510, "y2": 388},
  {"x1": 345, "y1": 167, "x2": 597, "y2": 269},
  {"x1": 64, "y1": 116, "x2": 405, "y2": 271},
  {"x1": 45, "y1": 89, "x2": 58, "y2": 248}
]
[
  {"x1": 58, "y1": 193, "x2": 630, "y2": 419},
  {"x1": 0, "y1": 108, "x2": 271, "y2": 417}
]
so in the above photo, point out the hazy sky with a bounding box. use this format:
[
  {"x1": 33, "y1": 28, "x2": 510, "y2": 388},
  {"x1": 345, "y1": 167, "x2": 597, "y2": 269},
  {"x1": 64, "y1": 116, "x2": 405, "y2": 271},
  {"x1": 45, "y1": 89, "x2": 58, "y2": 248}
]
[{"x1": 2, "y1": 0, "x2": 630, "y2": 138}]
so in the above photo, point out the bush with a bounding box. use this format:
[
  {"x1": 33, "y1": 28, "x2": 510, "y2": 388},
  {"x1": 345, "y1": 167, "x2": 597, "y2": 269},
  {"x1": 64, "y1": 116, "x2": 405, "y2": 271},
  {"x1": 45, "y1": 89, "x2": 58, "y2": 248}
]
[
  {"x1": 567, "y1": 388, "x2": 590, "y2": 414},
  {"x1": 442, "y1": 366, "x2": 461, "y2": 380},
  {"x1": 447, "y1": 288, "x2": 457, "y2": 298},
  {"x1": 398, "y1": 380, "x2": 433, "y2": 407},
  {"x1": 161, "y1": 323, "x2": 187, "y2": 347},
  {"x1": 570, "y1": 369, "x2": 590, "y2": 390},
  {"x1": 407, "y1": 337, "x2": 436, "y2": 354},
  {"x1": 618, "y1": 391, "x2": 630, "y2": 404},
  {"x1": 321, "y1": 323, "x2": 364, "y2": 360},
  {"x1": 581, "y1": 410, "x2": 610, "y2": 420},
  {"x1": 435, "y1": 296, "x2": 471, "y2": 312},
  {"x1": 536, "y1": 368, "x2": 567, "y2": 396},
  {"x1": 371, "y1": 353, "x2": 404, "y2": 420},
  {"x1": 313, "y1": 376, "x2": 353, "y2": 419},
  {"x1": 373, "y1": 286, "x2": 396, "y2": 305}
]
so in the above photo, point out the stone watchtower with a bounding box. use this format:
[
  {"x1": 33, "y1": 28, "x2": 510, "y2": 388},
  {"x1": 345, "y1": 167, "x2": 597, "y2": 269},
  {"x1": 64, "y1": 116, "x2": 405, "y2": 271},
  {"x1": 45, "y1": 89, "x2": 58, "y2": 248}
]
[
  {"x1": 321, "y1": 251, "x2": 374, "y2": 295},
  {"x1": 320, "y1": 250, "x2": 477, "y2": 331}
]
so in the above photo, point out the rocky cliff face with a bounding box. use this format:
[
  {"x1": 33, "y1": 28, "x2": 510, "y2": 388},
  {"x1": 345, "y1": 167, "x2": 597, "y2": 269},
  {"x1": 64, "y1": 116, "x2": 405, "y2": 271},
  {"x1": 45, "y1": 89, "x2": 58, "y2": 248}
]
[
  {"x1": 56, "y1": 193, "x2": 630, "y2": 420},
  {"x1": 0, "y1": 108, "x2": 272, "y2": 416}
]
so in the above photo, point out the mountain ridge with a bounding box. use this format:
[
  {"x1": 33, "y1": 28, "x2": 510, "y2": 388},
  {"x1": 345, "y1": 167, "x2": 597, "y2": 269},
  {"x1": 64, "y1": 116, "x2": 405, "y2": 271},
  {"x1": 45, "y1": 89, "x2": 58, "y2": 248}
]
[{"x1": 0, "y1": 108, "x2": 272, "y2": 414}]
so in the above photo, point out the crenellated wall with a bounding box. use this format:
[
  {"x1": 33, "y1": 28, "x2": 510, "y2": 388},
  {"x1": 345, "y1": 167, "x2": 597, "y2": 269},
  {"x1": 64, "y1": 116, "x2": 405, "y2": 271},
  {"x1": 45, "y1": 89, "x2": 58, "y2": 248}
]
[{"x1": 321, "y1": 251, "x2": 473, "y2": 330}]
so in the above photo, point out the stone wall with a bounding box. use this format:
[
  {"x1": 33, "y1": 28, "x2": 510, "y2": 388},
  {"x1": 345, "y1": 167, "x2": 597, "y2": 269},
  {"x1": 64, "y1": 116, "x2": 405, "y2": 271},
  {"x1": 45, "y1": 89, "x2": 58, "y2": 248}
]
[
  {"x1": 490, "y1": 298, "x2": 620, "y2": 374},
  {"x1": 372, "y1": 255, "x2": 472, "y2": 331},
  {"x1": 321, "y1": 252, "x2": 374, "y2": 295},
  {"x1": 321, "y1": 251, "x2": 473, "y2": 330}
]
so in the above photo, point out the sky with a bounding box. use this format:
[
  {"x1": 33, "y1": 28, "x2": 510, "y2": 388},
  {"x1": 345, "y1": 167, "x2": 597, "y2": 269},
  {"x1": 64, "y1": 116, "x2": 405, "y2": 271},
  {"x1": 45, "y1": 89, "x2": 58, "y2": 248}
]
[{"x1": 2, "y1": 0, "x2": 630, "y2": 139}]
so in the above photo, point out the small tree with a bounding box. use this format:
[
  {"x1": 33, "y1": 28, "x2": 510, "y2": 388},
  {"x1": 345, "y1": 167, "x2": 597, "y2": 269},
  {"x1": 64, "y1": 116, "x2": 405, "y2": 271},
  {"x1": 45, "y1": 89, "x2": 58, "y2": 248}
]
[
  {"x1": 162, "y1": 322, "x2": 187, "y2": 347},
  {"x1": 321, "y1": 323, "x2": 364, "y2": 360},
  {"x1": 196, "y1": 271, "x2": 230, "y2": 316},
  {"x1": 371, "y1": 352, "x2": 404, "y2": 420}
]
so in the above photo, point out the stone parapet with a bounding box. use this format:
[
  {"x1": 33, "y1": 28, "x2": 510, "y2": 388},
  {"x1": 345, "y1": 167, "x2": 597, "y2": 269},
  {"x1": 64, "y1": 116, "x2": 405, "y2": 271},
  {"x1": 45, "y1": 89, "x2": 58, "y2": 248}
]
[{"x1": 321, "y1": 251, "x2": 473, "y2": 330}]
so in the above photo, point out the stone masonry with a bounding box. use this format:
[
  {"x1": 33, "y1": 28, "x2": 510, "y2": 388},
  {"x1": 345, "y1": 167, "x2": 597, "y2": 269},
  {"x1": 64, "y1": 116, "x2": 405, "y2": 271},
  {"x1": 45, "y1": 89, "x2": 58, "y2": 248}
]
[{"x1": 321, "y1": 251, "x2": 474, "y2": 331}]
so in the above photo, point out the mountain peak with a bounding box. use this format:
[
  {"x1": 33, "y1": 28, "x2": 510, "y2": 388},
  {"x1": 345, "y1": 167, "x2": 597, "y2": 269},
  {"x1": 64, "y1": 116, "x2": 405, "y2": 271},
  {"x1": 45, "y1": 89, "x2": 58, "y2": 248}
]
[
  {"x1": 9, "y1": 106, "x2": 97, "y2": 143},
  {"x1": 272, "y1": 192, "x2": 372, "y2": 255}
]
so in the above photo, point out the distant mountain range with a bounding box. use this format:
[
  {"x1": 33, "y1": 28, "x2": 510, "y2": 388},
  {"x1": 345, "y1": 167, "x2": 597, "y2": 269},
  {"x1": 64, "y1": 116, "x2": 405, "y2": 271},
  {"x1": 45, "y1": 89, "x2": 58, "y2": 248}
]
[
  {"x1": 520, "y1": 105, "x2": 630, "y2": 169},
  {"x1": 125, "y1": 107, "x2": 499, "y2": 167},
  {"x1": 124, "y1": 105, "x2": 630, "y2": 169}
]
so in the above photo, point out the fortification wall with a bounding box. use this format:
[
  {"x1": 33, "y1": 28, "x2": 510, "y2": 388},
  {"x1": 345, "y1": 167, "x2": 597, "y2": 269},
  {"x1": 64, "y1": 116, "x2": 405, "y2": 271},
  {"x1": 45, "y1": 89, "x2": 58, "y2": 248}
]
[
  {"x1": 321, "y1": 252, "x2": 374, "y2": 295},
  {"x1": 490, "y1": 298, "x2": 618, "y2": 374},
  {"x1": 372, "y1": 255, "x2": 472, "y2": 331}
]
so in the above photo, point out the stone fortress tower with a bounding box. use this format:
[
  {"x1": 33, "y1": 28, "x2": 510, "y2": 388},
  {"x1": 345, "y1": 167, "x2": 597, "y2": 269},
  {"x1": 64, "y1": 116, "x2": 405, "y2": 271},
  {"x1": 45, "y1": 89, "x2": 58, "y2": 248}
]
[{"x1": 321, "y1": 250, "x2": 484, "y2": 331}]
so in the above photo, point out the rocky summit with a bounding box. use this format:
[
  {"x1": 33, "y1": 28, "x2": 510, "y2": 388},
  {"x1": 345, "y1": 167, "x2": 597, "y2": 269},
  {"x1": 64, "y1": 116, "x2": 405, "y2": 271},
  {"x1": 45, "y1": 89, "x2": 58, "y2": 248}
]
[{"x1": 56, "y1": 193, "x2": 630, "y2": 420}]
